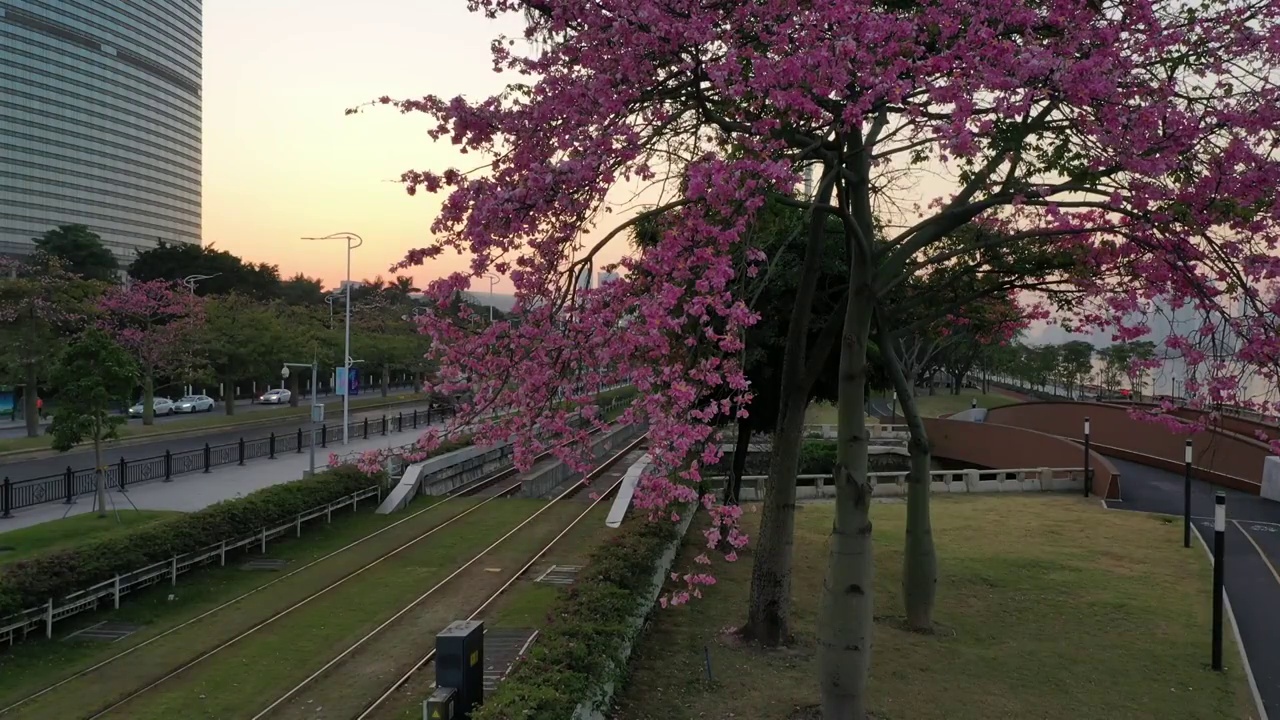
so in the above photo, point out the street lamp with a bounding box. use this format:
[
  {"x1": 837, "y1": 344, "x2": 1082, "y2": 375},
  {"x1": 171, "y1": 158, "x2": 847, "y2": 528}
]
[
  {"x1": 488, "y1": 274, "x2": 499, "y2": 324},
  {"x1": 301, "y1": 232, "x2": 363, "y2": 444},
  {"x1": 324, "y1": 293, "x2": 343, "y2": 329},
  {"x1": 182, "y1": 273, "x2": 221, "y2": 294},
  {"x1": 281, "y1": 356, "x2": 319, "y2": 477}
]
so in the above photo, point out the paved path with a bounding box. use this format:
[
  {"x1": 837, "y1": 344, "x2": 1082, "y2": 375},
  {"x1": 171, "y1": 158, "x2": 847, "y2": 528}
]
[
  {"x1": 0, "y1": 397, "x2": 438, "y2": 485},
  {"x1": 1105, "y1": 456, "x2": 1278, "y2": 719},
  {"x1": 0, "y1": 418, "x2": 445, "y2": 532}
]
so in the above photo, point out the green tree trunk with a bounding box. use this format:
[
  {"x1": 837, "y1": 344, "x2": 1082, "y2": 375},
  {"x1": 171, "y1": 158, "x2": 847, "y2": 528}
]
[
  {"x1": 879, "y1": 332, "x2": 938, "y2": 631},
  {"x1": 224, "y1": 379, "x2": 236, "y2": 415},
  {"x1": 723, "y1": 416, "x2": 751, "y2": 505},
  {"x1": 142, "y1": 373, "x2": 155, "y2": 426},
  {"x1": 381, "y1": 366, "x2": 390, "y2": 398},
  {"x1": 818, "y1": 292, "x2": 876, "y2": 718},
  {"x1": 23, "y1": 361, "x2": 39, "y2": 438}
]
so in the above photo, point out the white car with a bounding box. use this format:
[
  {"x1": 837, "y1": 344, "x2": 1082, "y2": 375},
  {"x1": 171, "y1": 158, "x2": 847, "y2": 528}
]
[
  {"x1": 172, "y1": 394, "x2": 215, "y2": 413},
  {"x1": 258, "y1": 388, "x2": 291, "y2": 404},
  {"x1": 128, "y1": 397, "x2": 174, "y2": 417}
]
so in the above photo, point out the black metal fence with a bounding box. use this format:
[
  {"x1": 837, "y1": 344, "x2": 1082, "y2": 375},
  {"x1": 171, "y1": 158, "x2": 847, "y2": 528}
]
[{"x1": 1, "y1": 405, "x2": 456, "y2": 518}]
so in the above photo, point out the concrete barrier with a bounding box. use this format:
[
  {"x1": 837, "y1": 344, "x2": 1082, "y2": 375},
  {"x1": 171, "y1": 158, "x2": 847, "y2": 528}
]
[
  {"x1": 417, "y1": 442, "x2": 515, "y2": 497},
  {"x1": 519, "y1": 425, "x2": 643, "y2": 498}
]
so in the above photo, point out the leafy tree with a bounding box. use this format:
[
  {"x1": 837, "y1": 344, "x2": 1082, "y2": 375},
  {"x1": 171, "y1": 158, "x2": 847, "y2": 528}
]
[
  {"x1": 128, "y1": 241, "x2": 282, "y2": 298},
  {"x1": 98, "y1": 280, "x2": 205, "y2": 424},
  {"x1": 201, "y1": 294, "x2": 284, "y2": 414},
  {"x1": 369, "y1": 1, "x2": 1280, "y2": 713},
  {"x1": 279, "y1": 273, "x2": 327, "y2": 306},
  {"x1": 48, "y1": 330, "x2": 137, "y2": 516},
  {"x1": 1056, "y1": 340, "x2": 1095, "y2": 399},
  {"x1": 33, "y1": 224, "x2": 120, "y2": 282},
  {"x1": 0, "y1": 255, "x2": 101, "y2": 436}
]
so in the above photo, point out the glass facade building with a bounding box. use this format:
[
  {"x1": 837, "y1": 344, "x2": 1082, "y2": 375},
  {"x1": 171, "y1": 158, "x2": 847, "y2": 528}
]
[{"x1": 0, "y1": 0, "x2": 201, "y2": 267}]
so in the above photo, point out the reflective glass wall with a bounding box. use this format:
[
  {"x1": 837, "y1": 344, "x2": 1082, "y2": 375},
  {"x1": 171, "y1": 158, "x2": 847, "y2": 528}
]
[{"x1": 0, "y1": 0, "x2": 201, "y2": 266}]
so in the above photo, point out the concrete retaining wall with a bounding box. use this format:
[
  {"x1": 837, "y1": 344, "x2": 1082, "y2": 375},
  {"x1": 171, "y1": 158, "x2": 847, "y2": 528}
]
[
  {"x1": 418, "y1": 442, "x2": 515, "y2": 497},
  {"x1": 519, "y1": 425, "x2": 642, "y2": 498}
]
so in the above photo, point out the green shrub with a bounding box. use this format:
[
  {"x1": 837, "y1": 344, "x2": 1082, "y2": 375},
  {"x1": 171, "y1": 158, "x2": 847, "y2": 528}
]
[
  {"x1": 0, "y1": 464, "x2": 380, "y2": 617},
  {"x1": 473, "y1": 513, "x2": 682, "y2": 720},
  {"x1": 798, "y1": 439, "x2": 838, "y2": 475}
]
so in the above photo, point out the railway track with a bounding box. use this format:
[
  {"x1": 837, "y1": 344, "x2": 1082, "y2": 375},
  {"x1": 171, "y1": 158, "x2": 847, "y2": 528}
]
[
  {"x1": 0, "y1": 433, "x2": 596, "y2": 720},
  {"x1": 251, "y1": 435, "x2": 648, "y2": 720}
]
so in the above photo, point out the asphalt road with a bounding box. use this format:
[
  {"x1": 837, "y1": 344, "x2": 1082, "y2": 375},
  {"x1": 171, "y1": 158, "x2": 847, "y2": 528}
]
[
  {"x1": 0, "y1": 394, "x2": 438, "y2": 483},
  {"x1": 1105, "y1": 456, "x2": 1279, "y2": 719},
  {"x1": 0, "y1": 386, "x2": 417, "y2": 440}
]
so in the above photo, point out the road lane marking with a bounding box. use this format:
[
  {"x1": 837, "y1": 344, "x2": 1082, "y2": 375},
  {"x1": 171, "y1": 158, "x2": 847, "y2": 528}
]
[{"x1": 1233, "y1": 520, "x2": 1280, "y2": 590}]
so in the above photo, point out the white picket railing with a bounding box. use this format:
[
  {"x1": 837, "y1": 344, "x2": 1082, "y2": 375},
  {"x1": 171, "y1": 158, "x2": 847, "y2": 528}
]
[
  {"x1": 0, "y1": 485, "x2": 380, "y2": 646},
  {"x1": 719, "y1": 466, "x2": 1085, "y2": 500}
]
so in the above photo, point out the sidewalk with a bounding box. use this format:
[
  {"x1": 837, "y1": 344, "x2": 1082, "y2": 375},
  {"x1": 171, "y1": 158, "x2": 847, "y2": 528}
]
[{"x1": 0, "y1": 419, "x2": 444, "y2": 533}]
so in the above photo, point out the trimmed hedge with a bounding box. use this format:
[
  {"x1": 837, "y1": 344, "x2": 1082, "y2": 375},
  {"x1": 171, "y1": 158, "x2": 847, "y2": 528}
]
[
  {"x1": 473, "y1": 514, "x2": 682, "y2": 720},
  {"x1": 0, "y1": 463, "x2": 390, "y2": 617}
]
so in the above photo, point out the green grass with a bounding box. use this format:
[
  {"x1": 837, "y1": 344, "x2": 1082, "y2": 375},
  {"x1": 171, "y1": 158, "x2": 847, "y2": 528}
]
[
  {"x1": 614, "y1": 496, "x2": 1257, "y2": 720},
  {"x1": 0, "y1": 491, "x2": 469, "y2": 718},
  {"x1": 0, "y1": 510, "x2": 180, "y2": 566},
  {"x1": 911, "y1": 387, "x2": 1018, "y2": 417},
  {"x1": 804, "y1": 403, "x2": 876, "y2": 425},
  {"x1": 0, "y1": 393, "x2": 427, "y2": 453},
  {"x1": 111, "y1": 498, "x2": 585, "y2": 720},
  {"x1": 487, "y1": 502, "x2": 619, "y2": 628}
]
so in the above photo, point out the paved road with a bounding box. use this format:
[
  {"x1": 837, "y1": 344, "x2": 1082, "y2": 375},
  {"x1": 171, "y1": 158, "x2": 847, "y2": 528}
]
[
  {"x1": 0, "y1": 397, "x2": 440, "y2": 483},
  {"x1": 0, "y1": 387, "x2": 418, "y2": 439},
  {"x1": 1105, "y1": 456, "x2": 1278, "y2": 719}
]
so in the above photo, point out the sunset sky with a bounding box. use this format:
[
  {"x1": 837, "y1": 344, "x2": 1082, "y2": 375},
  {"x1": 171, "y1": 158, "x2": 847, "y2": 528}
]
[{"x1": 204, "y1": 1, "x2": 534, "y2": 293}]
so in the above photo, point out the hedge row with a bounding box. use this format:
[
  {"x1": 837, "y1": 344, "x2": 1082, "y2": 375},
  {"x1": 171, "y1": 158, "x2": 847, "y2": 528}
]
[
  {"x1": 473, "y1": 513, "x2": 682, "y2": 720},
  {"x1": 0, "y1": 464, "x2": 392, "y2": 617}
]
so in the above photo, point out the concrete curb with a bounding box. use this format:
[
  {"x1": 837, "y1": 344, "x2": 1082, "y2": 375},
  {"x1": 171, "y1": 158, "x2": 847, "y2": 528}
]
[{"x1": 0, "y1": 396, "x2": 429, "y2": 461}]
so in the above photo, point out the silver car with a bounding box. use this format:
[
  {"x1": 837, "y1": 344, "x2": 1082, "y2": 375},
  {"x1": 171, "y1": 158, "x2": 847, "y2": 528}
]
[
  {"x1": 172, "y1": 394, "x2": 215, "y2": 413},
  {"x1": 258, "y1": 388, "x2": 291, "y2": 404},
  {"x1": 128, "y1": 397, "x2": 174, "y2": 417}
]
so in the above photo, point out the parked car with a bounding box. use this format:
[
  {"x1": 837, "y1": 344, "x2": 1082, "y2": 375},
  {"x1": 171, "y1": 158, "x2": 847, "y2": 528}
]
[
  {"x1": 128, "y1": 397, "x2": 174, "y2": 417},
  {"x1": 258, "y1": 388, "x2": 291, "y2": 404},
  {"x1": 172, "y1": 394, "x2": 215, "y2": 413}
]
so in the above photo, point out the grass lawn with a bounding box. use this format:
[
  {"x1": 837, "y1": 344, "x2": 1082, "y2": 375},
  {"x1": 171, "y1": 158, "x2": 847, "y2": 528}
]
[
  {"x1": 912, "y1": 387, "x2": 1018, "y2": 417},
  {"x1": 0, "y1": 393, "x2": 427, "y2": 454},
  {"x1": 804, "y1": 404, "x2": 877, "y2": 426},
  {"x1": 0, "y1": 492, "x2": 486, "y2": 719},
  {"x1": 0, "y1": 510, "x2": 180, "y2": 566},
  {"x1": 89, "y1": 498, "x2": 584, "y2": 720},
  {"x1": 614, "y1": 496, "x2": 1257, "y2": 720}
]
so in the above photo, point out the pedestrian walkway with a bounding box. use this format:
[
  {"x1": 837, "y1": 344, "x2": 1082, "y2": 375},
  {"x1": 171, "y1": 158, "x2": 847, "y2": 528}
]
[{"x1": 0, "y1": 420, "x2": 445, "y2": 533}]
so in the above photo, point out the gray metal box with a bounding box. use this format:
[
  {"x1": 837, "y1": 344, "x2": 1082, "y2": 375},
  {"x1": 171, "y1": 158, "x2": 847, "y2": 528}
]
[
  {"x1": 436, "y1": 620, "x2": 484, "y2": 718},
  {"x1": 424, "y1": 686, "x2": 456, "y2": 720}
]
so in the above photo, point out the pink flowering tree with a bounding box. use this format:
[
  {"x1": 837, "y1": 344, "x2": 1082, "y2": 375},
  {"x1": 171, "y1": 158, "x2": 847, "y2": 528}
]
[
  {"x1": 356, "y1": 1, "x2": 1280, "y2": 714},
  {"x1": 98, "y1": 280, "x2": 205, "y2": 425}
]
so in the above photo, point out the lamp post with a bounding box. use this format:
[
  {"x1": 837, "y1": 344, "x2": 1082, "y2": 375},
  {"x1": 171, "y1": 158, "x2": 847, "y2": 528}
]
[
  {"x1": 301, "y1": 232, "x2": 363, "y2": 444},
  {"x1": 1082, "y1": 417, "x2": 1091, "y2": 498},
  {"x1": 488, "y1": 275, "x2": 499, "y2": 324},
  {"x1": 181, "y1": 273, "x2": 221, "y2": 294},
  {"x1": 1184, "y1": 438, "x2": 1194, "y2": 548},
  {"x1": 281, "y1": 356, "x2": 319, "y2": 477}
]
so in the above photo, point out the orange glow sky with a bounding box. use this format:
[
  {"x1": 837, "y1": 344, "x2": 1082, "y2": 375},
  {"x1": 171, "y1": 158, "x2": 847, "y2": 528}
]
[
  {"x1": 204, "y1": 1, "x2": 537, "y2": 294},
  {"x1": 204, "y1": 2, "x2": 957, "y2": 296}
]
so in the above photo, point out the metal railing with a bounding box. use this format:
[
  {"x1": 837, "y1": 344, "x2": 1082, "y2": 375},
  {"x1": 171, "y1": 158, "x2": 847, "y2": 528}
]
[
  {"x1": 0, "y1": 486, "x2": 381, "y2": 646},
  {"x1": 1, "y1": 405, "x2": 456, "y2": 518}
]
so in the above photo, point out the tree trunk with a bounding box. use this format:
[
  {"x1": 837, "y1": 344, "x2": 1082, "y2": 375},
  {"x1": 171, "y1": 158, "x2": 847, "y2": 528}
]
[
  {"x1": 878, "y1": 332, "x2": 937, "y2": 631},
  {"x1": 141, "y1": 373, "x2": 155, "y2": 426},
  {"x1": 93, "y1": 429, "x2": 107, "y2": 517},
  {"x1": 289, "y1": 371, "x2": 300, "y2": 408},
  {"x1": 381, "y1": 366, "x2": 390, "y2": 398},
  {"x1": 724, "y1": 417, "x2": 751, "y2": 505},
  {"x1": 224, "y1": 379, "x2": 236, "y2": 415},
  {"x1": 23, "y1": 361, "x2": 39, "y2": 438},
  {"x1": 818, "y1": 290, "x2": 876, "y2": 719},
  {"x1": 741, "y1": 167, "x2": 835, "y2": 648}
]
